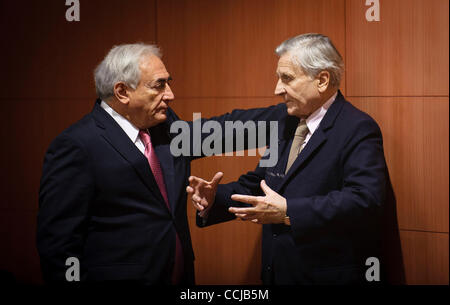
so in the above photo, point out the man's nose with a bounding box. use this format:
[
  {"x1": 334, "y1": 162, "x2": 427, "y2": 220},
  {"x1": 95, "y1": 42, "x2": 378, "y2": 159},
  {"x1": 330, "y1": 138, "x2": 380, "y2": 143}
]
[
  {"x1": 274, "y1": 79, "x2": 285, "y2": 95},
  {"x1": 163, "y1": 84, "x2": 175, "y2": 101}
]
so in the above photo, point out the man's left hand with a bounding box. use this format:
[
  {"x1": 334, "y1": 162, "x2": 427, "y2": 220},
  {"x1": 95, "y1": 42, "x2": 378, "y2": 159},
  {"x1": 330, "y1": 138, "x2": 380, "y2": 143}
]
[{"x1": 229, "y1": 180, "x2": 287, "y2": 224}]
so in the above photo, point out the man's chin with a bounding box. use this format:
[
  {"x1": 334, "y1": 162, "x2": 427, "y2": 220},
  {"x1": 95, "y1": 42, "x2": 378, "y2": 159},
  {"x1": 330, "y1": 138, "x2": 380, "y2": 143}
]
[
  {"x1": 147, "y1": 114, "x2": 167, "y2": 128},
  {"x1": 156, "y1": 113, "x2": 168, "y2": 123},
  {"x1": 286, "y1": 107, "x2": 296, "y2": 116}
]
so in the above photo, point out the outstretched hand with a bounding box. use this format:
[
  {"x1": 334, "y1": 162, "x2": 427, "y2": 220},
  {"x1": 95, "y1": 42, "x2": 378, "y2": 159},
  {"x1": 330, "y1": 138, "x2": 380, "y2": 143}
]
[
  {"x1": 229, "y1": 180, "x2": 287, "y2": 224},
  {"x1": 186, "y1": 172, "x2": 223, "y2": 217}
]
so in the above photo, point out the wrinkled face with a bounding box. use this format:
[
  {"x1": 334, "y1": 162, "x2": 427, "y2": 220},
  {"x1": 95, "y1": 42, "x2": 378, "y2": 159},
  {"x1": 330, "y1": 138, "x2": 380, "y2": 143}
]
[
  {"x1": 127, "y1": 54, "x2": 174, "y2": 129},
  {"x1": 274, "y1": 53, "x2": 322, "y2": 118}
]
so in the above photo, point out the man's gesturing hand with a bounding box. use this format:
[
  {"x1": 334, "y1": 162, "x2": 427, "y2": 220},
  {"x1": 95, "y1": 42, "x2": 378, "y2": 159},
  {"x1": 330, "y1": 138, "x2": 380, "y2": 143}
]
[
  {"x1": 186, "y1": 172, "x2": 223, "y2": 217},
  {"x1": 229, "y1": 180, "x2": 287, "y2": 224}
]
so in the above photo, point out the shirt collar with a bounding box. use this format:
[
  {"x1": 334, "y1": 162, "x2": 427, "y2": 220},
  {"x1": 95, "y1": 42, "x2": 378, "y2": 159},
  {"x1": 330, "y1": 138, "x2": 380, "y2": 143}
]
[
  {"x1": 100, "y1": 100, "x2": 141, "y2": 144},
  {"x1": 305, "y1": 91, "x2": 338, "y2": 134}
]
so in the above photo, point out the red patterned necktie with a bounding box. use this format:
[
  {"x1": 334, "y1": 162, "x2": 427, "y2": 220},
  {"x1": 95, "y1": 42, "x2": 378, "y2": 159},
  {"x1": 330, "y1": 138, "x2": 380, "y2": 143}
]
[{"x1": 139, "y1": 130, "x2": 184, "y2": 284}]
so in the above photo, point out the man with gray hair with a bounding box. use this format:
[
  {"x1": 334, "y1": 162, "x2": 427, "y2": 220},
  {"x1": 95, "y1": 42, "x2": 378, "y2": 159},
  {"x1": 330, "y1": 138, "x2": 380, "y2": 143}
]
[
  {"x1": 37, "y1": 43, "x2": 284, "y2": 285},
  {"x1": 189, "y1": 33, "x2": 394, "y2": 284}
]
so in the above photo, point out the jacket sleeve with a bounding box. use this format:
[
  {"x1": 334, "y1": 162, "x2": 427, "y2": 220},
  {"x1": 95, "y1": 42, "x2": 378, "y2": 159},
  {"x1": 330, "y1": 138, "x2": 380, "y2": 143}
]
[
  {"x1": 173, "y1": 103, "x2": 286, "y2": 161},
  {"x1": 37, "y1": 133, "x2": 94, "y2": 283},
  {"x1": 287, "y1": 118, "x2": 387, "y2": 242}
]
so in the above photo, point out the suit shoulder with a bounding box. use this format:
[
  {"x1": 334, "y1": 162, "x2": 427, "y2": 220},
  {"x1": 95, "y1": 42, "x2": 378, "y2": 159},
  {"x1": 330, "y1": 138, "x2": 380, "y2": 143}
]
[
  {"x1": 50, "y1": 112, "x2": 97, "y2": 149},
  {"x1": 340, "y1": 99, "x2": 381, "y2": 131}
]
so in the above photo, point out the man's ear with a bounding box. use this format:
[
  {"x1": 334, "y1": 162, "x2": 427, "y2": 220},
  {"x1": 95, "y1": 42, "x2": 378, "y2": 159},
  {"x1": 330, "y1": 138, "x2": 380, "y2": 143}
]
[
  {"x1": 113, "y1": 82, "x2": 132, "y2": 105},
  {"x1": 316, "y1": 71, "x2": 331, "y2": 93}
]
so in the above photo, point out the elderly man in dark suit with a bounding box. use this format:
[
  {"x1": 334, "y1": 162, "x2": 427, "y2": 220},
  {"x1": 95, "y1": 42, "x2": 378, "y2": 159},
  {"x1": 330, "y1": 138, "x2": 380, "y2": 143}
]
[
  {"x1": 188, "y1": 33, "x2": 393, "y2": 284},
  {"x1": 37, "y1": 43, "x2": 284, "y2": 285}
]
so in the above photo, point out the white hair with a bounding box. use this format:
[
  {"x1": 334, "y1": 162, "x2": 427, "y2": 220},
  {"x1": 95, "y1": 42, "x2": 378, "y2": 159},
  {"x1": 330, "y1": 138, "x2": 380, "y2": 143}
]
[
  {"x1": 275, "y1": 33, "x2": 344, "y2": 88},
  {"x1": 94, "y1": 43, "x2": 161, "y2": 101}
]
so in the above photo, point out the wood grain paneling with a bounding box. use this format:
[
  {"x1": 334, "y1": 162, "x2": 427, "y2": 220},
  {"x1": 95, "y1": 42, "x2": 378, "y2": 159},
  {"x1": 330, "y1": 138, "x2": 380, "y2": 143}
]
[
  {"x1": 346, "y1": 0, "x2": 449, "y2": 96},
  {"x1": 0, "y1": 0, "x2": 156, "y2": 100},
  {"x1": 400, "y1": 230, "x2": 449, "y2": 284},
  {"x1": 189, "y1": 219, "x2": 262, "y2": 285},
  {"x1": 0, "y1": 99, "x2": 93, "y2": 211},
  {"x1": 350, "y1": 97, "x2": 449, "y2": 233},
  {"x1": 157, "y1": 0, "x2": 346, "y2": 98},
  {"x1": 0, "y1": 210, "x2": 41, "y2": 284}
]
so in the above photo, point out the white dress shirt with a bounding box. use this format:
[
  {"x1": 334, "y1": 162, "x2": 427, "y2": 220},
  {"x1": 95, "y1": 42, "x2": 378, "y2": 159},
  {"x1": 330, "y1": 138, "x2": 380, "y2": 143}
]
[
  {"x1": 100, "y1": 101, "x2": 146, "y2": 155},
  {"x1": 301, "y1": 91, "x2": 338, "y2": 150}
]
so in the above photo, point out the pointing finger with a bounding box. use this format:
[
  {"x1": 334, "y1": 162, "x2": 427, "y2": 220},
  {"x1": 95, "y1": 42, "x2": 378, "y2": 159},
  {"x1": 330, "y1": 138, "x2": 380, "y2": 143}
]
[
  {"x1": 229, "y1": 207, "x2": 257, "y2": 214},
  {"x1": 211, "y1": 172, "x2": 224, "y2": 186},
  {"x1": 231, "y1": 194, "x2": 259, "y2": 205}
]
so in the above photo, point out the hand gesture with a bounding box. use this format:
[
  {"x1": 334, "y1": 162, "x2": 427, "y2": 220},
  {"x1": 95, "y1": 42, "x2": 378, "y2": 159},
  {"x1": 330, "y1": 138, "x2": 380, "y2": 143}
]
[
  {"x1": 186, "y1": 172, "x2": 223, "y2": 217},
  {"x1": 229, "y1": 180, "x2": 287, "y2": 224}
]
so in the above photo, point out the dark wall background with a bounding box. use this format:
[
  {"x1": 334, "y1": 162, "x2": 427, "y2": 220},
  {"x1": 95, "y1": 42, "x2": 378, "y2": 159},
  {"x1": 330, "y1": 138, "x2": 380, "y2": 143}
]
[{"x1": 0, "y1": 0, "x2": 448, "y2": 285}]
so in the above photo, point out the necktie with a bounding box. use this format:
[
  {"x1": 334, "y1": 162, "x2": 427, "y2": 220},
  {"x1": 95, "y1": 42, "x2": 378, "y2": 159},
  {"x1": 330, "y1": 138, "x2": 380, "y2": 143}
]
[
  {"x1": 139, "y1": 130, "x2": 184, "y2": 284},
  {"x1": 285, "y1": 120, "x2": 309, "y2": 174}
]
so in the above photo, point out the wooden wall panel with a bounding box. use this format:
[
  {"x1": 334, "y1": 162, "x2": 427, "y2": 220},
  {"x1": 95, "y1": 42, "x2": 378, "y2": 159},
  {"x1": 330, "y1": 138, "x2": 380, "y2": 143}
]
[
  {"x1": 188, "y1": 218, "x2": 262, "y2": 285},
  {"x1": 0, "y1": 211, "x2": 41, "y2": 283},
  {"x1": 400, "y1": 230, "x2": 449, "y2": 284},
  {"x1": 346, "y1": 0, "x2": 449, "y2": 97},
  {"x1": 0, "y1": 0, "x2": 156, "y2": 100},
  {"x1": 351, "y1": 97, "x2": 449, "y2": 233},
  {"x1": 157, "y1": 0, "x2": 346, "y2": 99},
  {"x1": 0, "y1": 99, "x2": 93, "y2": 211}
]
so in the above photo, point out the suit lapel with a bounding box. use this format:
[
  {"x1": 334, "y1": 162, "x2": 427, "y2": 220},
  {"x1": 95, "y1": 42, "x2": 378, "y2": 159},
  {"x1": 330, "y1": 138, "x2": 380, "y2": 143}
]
[
  {"x1": 274, "y1": 91, "x2": 346, "y2": 192},
  {"x1": 278, "y1": 129, "x2": 327, "y2": 190},
  {"x1": 91, "y1": 101, "x2": 171, "y2": 213}
]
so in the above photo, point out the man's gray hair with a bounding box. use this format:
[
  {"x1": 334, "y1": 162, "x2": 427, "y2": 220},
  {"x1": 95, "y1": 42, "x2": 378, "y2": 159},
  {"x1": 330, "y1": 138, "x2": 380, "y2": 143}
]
[
  {"x1": 94, "y1": 43, "x2": 161, "y2": 101},
  {"x1": 275, "y1": 33, "x2": 344, "y2": 88}
]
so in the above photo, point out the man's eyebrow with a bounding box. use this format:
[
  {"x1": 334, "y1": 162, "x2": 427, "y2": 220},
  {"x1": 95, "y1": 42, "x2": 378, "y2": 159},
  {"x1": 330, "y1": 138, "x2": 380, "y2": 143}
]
[
  {"x1": 154, "y1": 76, "x2": 172, "y2": 83},
  {"x1": 277, "y1": 71, "x2": 292, "y2": 78}
]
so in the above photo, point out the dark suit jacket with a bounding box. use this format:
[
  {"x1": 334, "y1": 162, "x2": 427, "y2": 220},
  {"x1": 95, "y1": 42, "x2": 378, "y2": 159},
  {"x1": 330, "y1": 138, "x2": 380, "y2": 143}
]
[
  {"x1": 198, "y1": 91, "x2": 394, "y2": 284},
  {"x1": 37, "y1": 99, "x2": 285, "y2": 285}
]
